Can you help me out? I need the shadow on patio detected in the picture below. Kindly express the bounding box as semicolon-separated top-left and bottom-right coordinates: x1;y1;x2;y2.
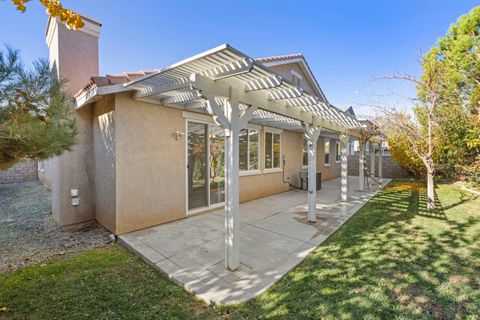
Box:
225;180;480;319
119;176;390;304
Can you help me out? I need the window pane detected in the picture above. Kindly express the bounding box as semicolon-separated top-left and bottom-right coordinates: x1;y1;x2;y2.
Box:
324;140;330;164
265;132;272;169
273;133;281;168
249;130;259;170
239;129;248;171
303;138;308;166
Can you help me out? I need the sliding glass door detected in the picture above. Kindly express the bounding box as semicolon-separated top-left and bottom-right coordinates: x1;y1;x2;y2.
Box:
187;121;225;211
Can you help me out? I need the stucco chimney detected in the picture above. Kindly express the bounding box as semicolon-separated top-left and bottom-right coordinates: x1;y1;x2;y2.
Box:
46;15;101;96
43;15;100;228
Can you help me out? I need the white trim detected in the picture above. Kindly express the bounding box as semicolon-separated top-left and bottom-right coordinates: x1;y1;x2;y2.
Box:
185;119;226;215
324;139;331;165
239;170;262;176
245;123;262;130
263;126;283;134
188;202;224;216
182;111;215;123
263;168;282;174
302;136;308;167
263;130;282;170
291;69;303;79
75;84;131;109
335;141;341;163
239;128;260;172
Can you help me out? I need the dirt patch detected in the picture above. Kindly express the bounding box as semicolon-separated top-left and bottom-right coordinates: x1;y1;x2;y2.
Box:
0;181;112;273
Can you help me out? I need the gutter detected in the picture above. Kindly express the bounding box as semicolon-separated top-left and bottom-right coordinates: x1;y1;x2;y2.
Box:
74;83;133;109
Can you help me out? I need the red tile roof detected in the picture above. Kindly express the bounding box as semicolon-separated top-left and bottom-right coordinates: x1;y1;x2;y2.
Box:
73;54;305;100
73;70;158;100
255;53;304;64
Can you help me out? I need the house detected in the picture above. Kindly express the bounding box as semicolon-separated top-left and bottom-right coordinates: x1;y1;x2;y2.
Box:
39;15;383;270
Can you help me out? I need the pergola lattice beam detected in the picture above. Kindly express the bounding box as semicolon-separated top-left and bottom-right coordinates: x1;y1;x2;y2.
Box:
244;74;282;91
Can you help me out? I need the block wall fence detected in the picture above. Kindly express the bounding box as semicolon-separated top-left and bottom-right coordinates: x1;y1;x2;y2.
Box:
0;160;38;184
348;155;411;179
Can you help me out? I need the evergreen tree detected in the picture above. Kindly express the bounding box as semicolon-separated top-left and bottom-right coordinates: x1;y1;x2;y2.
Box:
0;47;76;170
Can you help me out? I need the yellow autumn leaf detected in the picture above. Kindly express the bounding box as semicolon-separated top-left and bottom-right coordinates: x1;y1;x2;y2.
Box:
11;0;84;29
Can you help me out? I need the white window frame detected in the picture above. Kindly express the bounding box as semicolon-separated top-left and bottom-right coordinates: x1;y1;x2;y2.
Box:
291;70;302;86
302;137;308;168
335;141;341;163
239;128;261;176
264;129;282;173
324;139;330;166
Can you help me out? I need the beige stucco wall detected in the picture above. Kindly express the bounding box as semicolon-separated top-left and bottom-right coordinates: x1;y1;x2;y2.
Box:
114;93;187;234
316;136;341;181
239;129;302;202
93;95;116;232
52;107;95;226
38;158;54;187
107;95;342;234
50;19;99;95
43;18;99;227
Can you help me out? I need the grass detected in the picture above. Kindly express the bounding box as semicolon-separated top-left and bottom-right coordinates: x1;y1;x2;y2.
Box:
1;181;479;319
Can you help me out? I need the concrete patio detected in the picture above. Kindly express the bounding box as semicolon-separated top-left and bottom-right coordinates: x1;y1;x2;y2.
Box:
119;176;390;305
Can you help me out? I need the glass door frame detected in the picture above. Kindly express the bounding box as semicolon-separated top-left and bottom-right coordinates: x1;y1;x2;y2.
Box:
185;118;225;215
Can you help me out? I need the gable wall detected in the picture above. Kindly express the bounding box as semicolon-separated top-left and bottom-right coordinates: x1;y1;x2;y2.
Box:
268;63;318;95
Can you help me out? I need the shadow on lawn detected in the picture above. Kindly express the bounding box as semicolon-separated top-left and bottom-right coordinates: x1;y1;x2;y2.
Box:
228;181;480;319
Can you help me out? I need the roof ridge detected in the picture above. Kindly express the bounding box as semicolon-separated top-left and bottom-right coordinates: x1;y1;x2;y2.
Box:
255;53;304;63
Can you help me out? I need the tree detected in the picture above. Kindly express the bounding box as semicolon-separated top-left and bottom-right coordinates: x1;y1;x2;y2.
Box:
0;47;76;170
10;0;84;30
375;55;447;211
425;6;480;185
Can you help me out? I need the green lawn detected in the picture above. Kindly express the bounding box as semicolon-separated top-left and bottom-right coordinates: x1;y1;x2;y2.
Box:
1;181;479;319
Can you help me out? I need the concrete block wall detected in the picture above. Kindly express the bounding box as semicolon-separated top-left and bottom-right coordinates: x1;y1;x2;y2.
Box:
348;155;411;178
0;160;38;184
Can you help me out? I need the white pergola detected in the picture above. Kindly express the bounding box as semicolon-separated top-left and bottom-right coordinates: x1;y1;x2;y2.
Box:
124;44;379;270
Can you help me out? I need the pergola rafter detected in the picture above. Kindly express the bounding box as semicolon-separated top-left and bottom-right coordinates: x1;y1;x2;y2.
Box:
121;44;380;271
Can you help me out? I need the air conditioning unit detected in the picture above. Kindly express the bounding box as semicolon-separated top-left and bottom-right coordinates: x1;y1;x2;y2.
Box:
299;169;321;191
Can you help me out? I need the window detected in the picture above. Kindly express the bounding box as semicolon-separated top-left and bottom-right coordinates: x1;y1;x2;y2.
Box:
239;129;259;171
324;139;330;165
265;131;281;169
335;141;341;162
291;70;302;86
302;137;308;167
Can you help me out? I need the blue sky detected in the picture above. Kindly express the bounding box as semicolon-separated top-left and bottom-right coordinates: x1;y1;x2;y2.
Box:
0;1;478;117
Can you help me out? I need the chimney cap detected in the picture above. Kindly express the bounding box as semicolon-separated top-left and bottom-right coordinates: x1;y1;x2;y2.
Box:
45;13;102;38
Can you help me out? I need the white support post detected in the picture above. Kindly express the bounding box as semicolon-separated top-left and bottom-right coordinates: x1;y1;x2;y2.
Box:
378;142;383;186
204;88;255;271
340;133;349;202
370;141;375;178
358;140;365;191
303;123;321;222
